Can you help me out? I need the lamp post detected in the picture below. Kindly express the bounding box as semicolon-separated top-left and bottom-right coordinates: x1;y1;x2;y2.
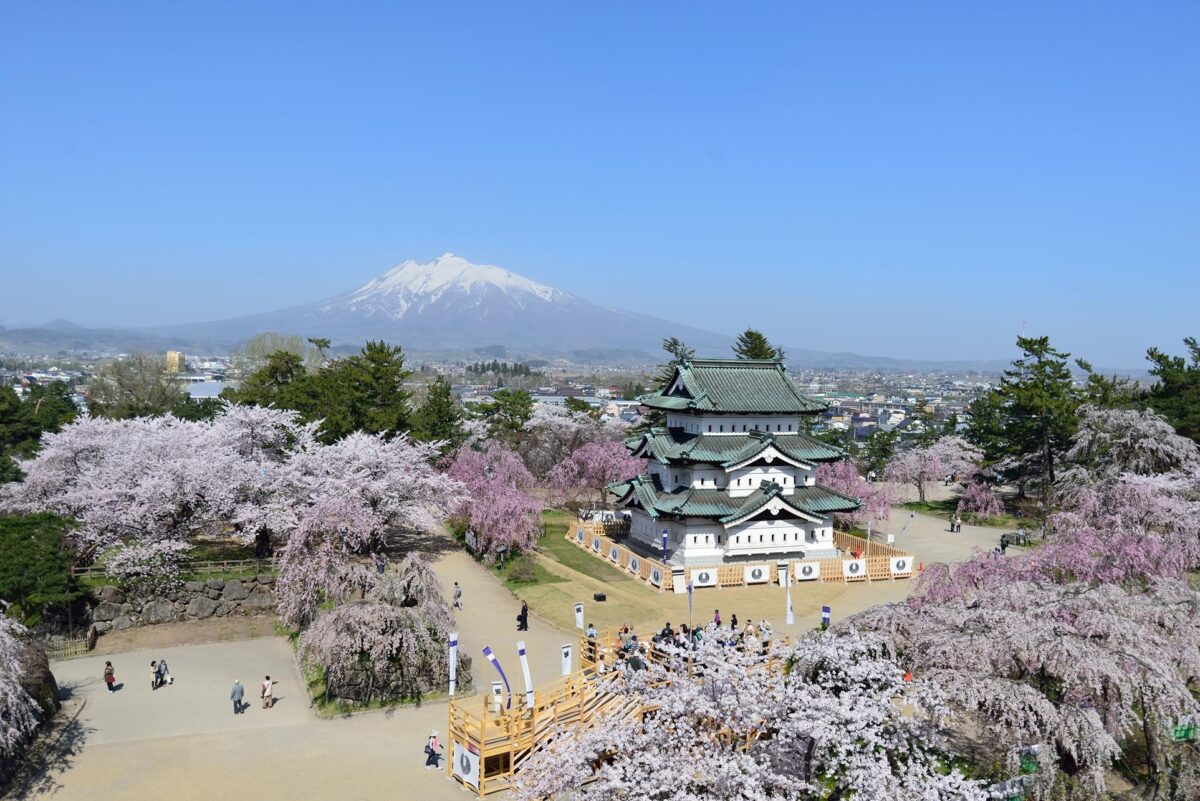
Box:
661;529;669;563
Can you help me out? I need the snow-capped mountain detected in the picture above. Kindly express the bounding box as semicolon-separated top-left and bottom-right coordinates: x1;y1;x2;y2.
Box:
144;254;731;357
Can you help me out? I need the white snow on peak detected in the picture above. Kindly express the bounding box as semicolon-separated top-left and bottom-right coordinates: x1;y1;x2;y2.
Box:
348;254;564;310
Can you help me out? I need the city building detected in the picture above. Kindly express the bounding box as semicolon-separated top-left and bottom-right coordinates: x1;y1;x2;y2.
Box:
165;350;183;373
609;359;859;565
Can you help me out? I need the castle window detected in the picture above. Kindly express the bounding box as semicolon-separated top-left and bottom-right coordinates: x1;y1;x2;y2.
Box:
788;424;792;431
707;425;712;432
719;425;724;432
754;424;759;431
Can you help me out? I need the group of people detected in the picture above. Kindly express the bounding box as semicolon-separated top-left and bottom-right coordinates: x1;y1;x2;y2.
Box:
948;514;963;533
150;659;173;689
230;676;276;714
99;659;172;693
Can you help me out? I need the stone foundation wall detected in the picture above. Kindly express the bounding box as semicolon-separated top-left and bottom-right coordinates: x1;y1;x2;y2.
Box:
90;575;277;633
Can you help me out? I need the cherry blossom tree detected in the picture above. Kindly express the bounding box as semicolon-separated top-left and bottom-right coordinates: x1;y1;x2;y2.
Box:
519;403;625;479
0;610;40;765
515;629;986;801
1064;404;1200;485
301;554;459;704
813;459;892;527
547;440;643;513
851;579;1200;799
448;441;542;561
884;436;981;502
956;481;1004;522
300;601;447;703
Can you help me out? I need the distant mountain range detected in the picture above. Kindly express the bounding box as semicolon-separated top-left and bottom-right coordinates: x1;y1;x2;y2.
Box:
0;254;1021;370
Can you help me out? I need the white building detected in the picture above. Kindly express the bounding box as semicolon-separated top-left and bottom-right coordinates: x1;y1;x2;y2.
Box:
610;359;859;565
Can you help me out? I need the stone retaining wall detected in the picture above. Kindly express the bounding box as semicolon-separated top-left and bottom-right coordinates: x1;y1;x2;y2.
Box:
90;575;277;632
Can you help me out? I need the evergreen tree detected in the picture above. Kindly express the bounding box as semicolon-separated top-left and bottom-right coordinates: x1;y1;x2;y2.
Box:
475;388;533;441
564;396;599;419
1;381;78;483
0;513;83;627
337;340;412;439
1142;337;1200;442
860;428;897;477
990;336;1080;500
733;327;784;360
411;377;465;452
654;337;694;390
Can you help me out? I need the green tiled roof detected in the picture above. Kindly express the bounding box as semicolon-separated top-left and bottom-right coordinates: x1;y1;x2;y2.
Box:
608;475;859;522
632;429;843;467
640;359;826;414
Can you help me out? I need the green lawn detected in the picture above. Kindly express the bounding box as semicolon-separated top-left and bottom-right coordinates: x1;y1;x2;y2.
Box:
536;511;635;585
902;499;1037;530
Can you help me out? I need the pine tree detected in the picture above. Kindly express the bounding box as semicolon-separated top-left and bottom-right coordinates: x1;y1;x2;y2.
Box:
1143;337;1200;442
411;377;465;452
732;328;783;360
994;336;1079;501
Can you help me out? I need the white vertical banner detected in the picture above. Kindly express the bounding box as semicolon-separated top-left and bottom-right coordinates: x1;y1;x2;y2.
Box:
448;632;459;696
574;602;584;629
517;641;534;708
785;582;795;626
560;644;572;676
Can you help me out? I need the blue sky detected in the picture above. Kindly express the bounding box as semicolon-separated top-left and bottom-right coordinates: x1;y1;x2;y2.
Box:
2;2;1197;367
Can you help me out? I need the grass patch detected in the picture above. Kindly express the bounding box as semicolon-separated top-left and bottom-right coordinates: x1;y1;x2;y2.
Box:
491;553;566;593
902;500;1037;530
536;511;635;585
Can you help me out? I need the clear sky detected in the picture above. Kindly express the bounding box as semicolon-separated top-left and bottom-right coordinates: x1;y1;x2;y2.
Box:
2;2;1197;367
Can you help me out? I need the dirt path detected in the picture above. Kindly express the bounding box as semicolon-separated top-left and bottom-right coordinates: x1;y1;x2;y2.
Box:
13;510;1009;801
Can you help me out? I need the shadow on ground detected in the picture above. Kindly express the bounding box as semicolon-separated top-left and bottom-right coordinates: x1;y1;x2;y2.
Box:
5;688;95;800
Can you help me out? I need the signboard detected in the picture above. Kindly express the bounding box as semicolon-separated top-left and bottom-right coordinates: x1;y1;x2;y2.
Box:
591;537;601;553
573;602;584;629
575;527;585;543
889;556;912;575
560;644;572;677
453;741;480;788
649;567;663;587
628;555;640;574
609;545;620;563
842;559;867;579
464;530;478;552
743;564;769;585
795;562;820;581
690;568;718;588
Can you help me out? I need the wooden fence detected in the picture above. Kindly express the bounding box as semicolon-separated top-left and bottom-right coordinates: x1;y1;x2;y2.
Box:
43;624;98;661
446;662;644;796
571;523;674;591
567;523;916;590
72;556;278;579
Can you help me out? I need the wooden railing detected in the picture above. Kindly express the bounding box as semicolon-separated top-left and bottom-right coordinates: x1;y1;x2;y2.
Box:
447;663;643;796
72;556;278;579
448;627;791;794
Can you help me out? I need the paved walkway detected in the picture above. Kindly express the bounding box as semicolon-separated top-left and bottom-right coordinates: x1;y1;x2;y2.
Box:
12;509;1012;801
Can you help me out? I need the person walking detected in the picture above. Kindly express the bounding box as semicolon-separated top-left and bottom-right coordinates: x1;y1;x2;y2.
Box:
730;613;738;631
230;679;244;714
516;601;529;632
453;581;463;610
261;675;275;709
156;658;171;687
424;729;443;769
150;661;159;691
103;661;116;694
713;609;721;627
